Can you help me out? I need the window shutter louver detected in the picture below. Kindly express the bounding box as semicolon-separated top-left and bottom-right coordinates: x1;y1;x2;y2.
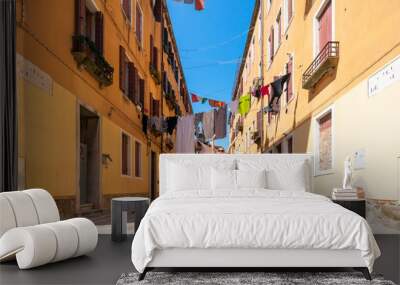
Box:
153;0;162;22
139;78;145;107
75;0;86;36
123;0;131;21
287;58;293;102
153;46;158;71
150;35;154;67
155;100;160;117
271;26;274;59
95;12;104;54
134;70;140;104
119;46;126;92
128;62;136;102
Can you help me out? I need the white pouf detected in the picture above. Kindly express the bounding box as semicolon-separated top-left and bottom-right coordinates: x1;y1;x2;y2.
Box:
0;189;98;269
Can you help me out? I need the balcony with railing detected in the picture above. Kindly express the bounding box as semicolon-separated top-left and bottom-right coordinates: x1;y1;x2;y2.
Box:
302;41;339;90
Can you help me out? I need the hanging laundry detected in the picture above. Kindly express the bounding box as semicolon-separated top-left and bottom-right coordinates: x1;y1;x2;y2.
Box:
191;93;201;103
194;112;204;137
260;85;270;96
176;115;195;153
165;116;178;135
201;97;208;104
142;114;148;135
202;109;215;141
195;0;205;11
270;74;290;100
208;99;225;108
238;94;251;116
214;105;227;139
229;99;239;113
268;73;290;110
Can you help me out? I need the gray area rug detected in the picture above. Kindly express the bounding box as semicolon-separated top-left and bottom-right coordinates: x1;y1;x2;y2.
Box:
116;272;396;285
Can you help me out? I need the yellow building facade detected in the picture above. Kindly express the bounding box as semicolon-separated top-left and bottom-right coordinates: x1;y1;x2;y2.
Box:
16;0;191;217
230;0;400;233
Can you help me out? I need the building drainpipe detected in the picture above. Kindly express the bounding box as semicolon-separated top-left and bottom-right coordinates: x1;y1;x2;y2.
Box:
260;0;265;153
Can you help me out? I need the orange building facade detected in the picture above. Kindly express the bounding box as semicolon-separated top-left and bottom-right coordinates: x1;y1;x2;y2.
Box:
16;0;191;217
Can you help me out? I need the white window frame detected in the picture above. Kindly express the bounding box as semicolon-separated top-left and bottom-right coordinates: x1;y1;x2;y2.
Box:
134;139;143;178
121;131;132;177
313;105;335;176
283;0;294;34
313;0;335;57
135;0;144;47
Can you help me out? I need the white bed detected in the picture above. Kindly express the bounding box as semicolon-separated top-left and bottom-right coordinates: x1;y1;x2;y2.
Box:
131;154;380;280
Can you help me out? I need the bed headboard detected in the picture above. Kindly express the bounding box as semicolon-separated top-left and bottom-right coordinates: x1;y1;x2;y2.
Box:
159;154;314;196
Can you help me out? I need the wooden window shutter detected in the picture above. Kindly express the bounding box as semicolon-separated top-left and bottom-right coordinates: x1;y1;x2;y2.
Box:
257;111;262;133
287;58;293;102
128;62;136;102
134;70;140;104
119;46;126;92
271;26;274;59
123;0;131;21
136;5;142;44
75;0;86;36
139;78;145;107
153;0;162;22
150;35;154;67
153;47;158;71
154;100;160;116
95;12;104;54
121;134;129;175
288;0;293;20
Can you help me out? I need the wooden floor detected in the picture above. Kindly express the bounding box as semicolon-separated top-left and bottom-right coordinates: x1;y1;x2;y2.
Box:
0;235;398;285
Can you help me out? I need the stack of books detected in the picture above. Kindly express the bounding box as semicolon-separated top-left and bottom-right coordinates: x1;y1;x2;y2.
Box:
332;188;362;200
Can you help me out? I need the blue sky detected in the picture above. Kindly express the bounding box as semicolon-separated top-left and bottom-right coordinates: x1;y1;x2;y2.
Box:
167;0;256;150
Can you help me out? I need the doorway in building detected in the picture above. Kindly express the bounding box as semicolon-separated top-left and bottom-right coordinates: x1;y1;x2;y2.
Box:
79;106;100;212
150;151;157;200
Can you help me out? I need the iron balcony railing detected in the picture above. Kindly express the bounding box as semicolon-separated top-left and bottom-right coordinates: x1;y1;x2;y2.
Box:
302;41;339;89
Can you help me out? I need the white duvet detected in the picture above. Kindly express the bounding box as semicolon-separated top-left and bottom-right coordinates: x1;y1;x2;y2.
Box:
131;190;380;273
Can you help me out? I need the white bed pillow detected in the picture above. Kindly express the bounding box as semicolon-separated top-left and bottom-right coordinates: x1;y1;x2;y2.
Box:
266;163;308;191
237;158;311;191
236;169;267;189
211;168;237;190
167;163;210;191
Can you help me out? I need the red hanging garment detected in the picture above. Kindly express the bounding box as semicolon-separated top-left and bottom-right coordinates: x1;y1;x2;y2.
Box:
260;85;270;96
195;0;205;11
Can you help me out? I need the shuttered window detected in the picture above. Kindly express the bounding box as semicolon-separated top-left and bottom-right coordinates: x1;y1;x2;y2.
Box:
94;12;104;54
136;2;143;46
75;0;103;54
318;1;332;52
122;0;131;22
286;57;293;102
287;0;293;22
119;46;127;93
128;62;136;102
153;0;162;22
139;78;145;107
270;26;274;60
121;133;131;176
134;141;142;177
276;11;282;48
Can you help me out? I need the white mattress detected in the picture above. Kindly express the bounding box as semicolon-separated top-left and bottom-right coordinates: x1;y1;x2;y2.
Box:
131;190;380;273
